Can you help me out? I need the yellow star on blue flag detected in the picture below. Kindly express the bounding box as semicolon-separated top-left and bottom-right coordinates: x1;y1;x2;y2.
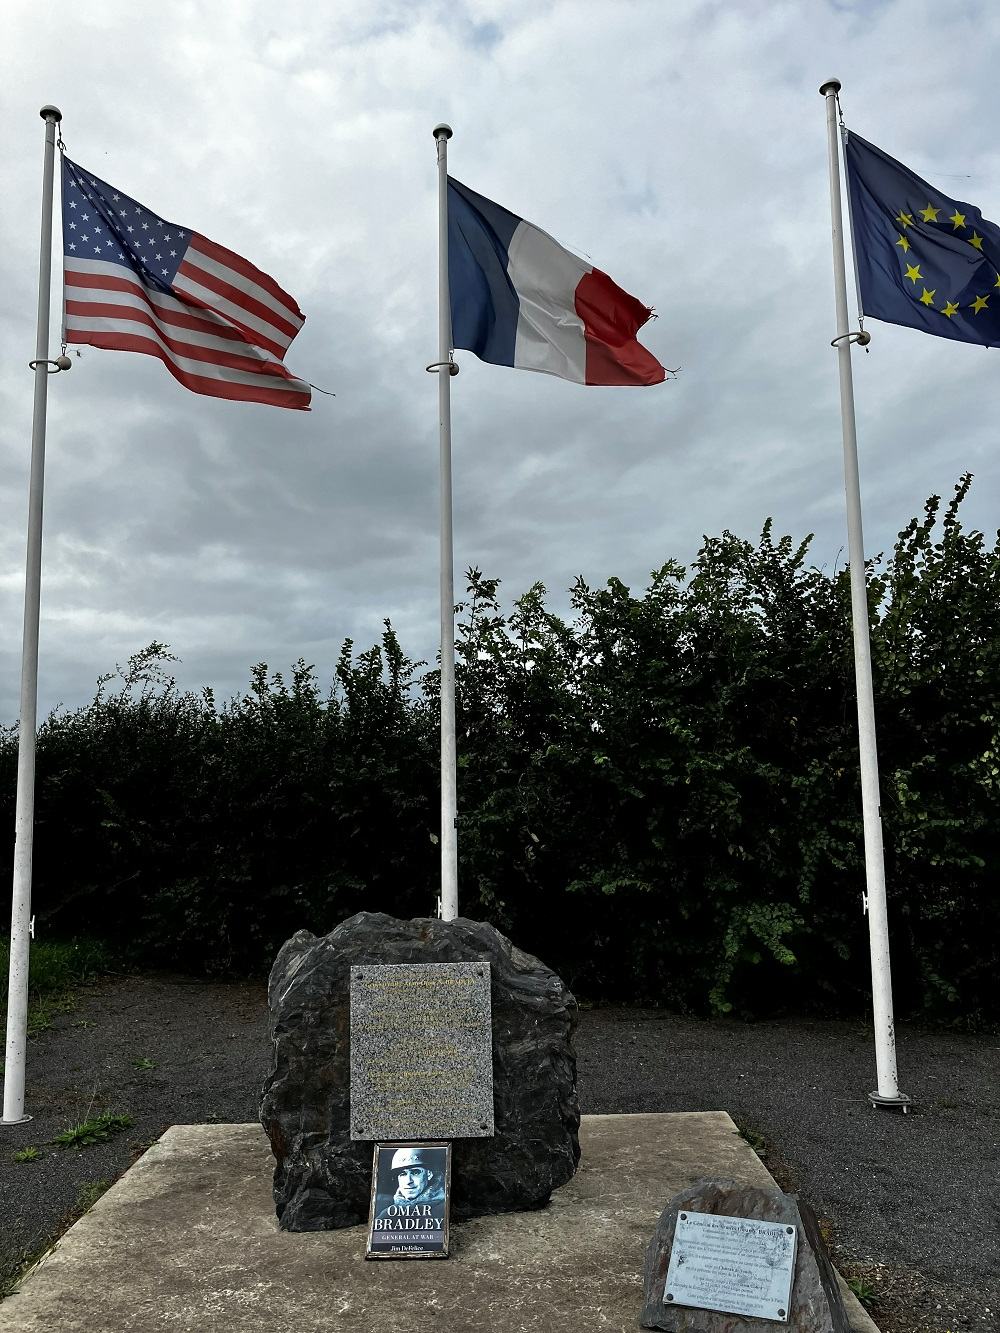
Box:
845;131;1000;346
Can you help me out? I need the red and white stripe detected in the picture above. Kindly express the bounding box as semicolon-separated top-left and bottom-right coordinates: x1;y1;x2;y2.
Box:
506;221;665;387
64;237;311;410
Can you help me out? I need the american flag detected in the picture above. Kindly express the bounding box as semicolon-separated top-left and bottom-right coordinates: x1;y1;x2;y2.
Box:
61;155;311;410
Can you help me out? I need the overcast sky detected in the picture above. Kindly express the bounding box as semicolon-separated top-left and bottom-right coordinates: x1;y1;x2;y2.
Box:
2;0;998;721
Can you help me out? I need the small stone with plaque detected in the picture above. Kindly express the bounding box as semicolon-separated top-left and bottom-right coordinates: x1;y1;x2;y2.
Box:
641;1179;852;1332
663;1211;796;1322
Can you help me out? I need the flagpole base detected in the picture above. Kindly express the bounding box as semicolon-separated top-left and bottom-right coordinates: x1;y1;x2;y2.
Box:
868;1090;912;1113
1;1114;33;1126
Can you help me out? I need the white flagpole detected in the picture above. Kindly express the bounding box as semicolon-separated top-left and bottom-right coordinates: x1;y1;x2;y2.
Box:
4;105;70;1126
820;79;910;1111
432;123;459;921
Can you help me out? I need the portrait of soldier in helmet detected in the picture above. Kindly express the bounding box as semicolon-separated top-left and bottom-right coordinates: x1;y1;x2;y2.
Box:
367;1142;451;1259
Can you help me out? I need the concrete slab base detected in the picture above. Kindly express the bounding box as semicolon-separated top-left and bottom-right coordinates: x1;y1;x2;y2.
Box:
1;1112;879;1332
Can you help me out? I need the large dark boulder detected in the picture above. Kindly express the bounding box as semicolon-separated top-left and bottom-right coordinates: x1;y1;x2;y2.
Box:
260;912;580;1230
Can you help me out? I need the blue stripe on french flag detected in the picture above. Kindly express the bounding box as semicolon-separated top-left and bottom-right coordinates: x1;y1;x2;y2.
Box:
448;177;666;387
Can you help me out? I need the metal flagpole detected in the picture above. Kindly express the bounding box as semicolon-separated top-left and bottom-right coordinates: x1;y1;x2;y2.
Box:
4;105;71;1126
819;79;910;1111
431;123;459;921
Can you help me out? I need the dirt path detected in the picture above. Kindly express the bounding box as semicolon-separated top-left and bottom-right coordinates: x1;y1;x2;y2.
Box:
2;975;996;1331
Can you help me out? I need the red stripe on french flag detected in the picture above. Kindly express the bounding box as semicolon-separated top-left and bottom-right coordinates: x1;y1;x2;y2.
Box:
575;269;666;387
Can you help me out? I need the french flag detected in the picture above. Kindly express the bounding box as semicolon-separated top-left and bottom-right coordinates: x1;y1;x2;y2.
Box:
448;177;667;387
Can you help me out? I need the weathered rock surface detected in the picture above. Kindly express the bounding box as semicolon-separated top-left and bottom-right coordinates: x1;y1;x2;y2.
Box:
640;1178;852;1332
260;912;580;1230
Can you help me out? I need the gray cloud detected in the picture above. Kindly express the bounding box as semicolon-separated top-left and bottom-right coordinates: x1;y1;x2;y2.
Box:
1;0;998;718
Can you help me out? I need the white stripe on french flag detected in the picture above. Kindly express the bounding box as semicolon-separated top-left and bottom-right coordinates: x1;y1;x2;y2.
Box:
448;177;666;387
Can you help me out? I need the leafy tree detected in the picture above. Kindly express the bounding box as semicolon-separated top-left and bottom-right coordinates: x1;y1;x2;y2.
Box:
0;480;995;1020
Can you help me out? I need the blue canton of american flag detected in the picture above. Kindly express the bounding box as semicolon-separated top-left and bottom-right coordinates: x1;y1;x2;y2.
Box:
61;156;310;409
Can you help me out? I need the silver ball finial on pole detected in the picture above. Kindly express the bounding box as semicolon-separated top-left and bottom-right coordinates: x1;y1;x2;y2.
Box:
819;78;842;97
39;105;62;122
433;123;453;141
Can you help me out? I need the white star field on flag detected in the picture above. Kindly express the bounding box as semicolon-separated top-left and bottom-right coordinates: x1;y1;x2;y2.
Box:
64;171;190;280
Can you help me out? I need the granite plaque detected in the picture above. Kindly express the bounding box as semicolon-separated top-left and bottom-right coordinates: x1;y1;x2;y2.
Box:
663;1210;797;1322
350;962;493;1140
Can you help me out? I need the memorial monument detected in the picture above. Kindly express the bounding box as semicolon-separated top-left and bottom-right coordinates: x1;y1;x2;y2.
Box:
260;911;580;1230
641;1178;852;1332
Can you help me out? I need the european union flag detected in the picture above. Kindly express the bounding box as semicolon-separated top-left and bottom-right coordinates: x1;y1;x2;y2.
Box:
845;131;1000;347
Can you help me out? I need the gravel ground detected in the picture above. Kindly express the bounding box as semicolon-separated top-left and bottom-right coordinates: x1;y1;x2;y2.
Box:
1;973;997;1332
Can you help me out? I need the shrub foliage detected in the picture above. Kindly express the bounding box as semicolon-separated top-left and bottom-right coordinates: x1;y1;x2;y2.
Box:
1;478;996;1019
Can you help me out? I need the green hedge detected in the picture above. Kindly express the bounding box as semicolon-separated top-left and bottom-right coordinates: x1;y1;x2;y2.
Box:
1;477;996;1020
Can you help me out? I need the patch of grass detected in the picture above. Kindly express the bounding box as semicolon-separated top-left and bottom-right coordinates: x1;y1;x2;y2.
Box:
0;937;111;995
74;1180;111;1212
0;937;113;1037
0;1240;56;1301
817;1214;836;1248
0;1175;115;1299
846;1275;879;1309
131;1056;156;1070
26;992;77;1036
735;1123;768;1155
52;1111;133;1150
12;1145;42;1163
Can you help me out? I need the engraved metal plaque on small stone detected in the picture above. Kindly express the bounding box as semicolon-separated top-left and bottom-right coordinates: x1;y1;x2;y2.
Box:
350;962;493;1141
663;1210;797;1322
